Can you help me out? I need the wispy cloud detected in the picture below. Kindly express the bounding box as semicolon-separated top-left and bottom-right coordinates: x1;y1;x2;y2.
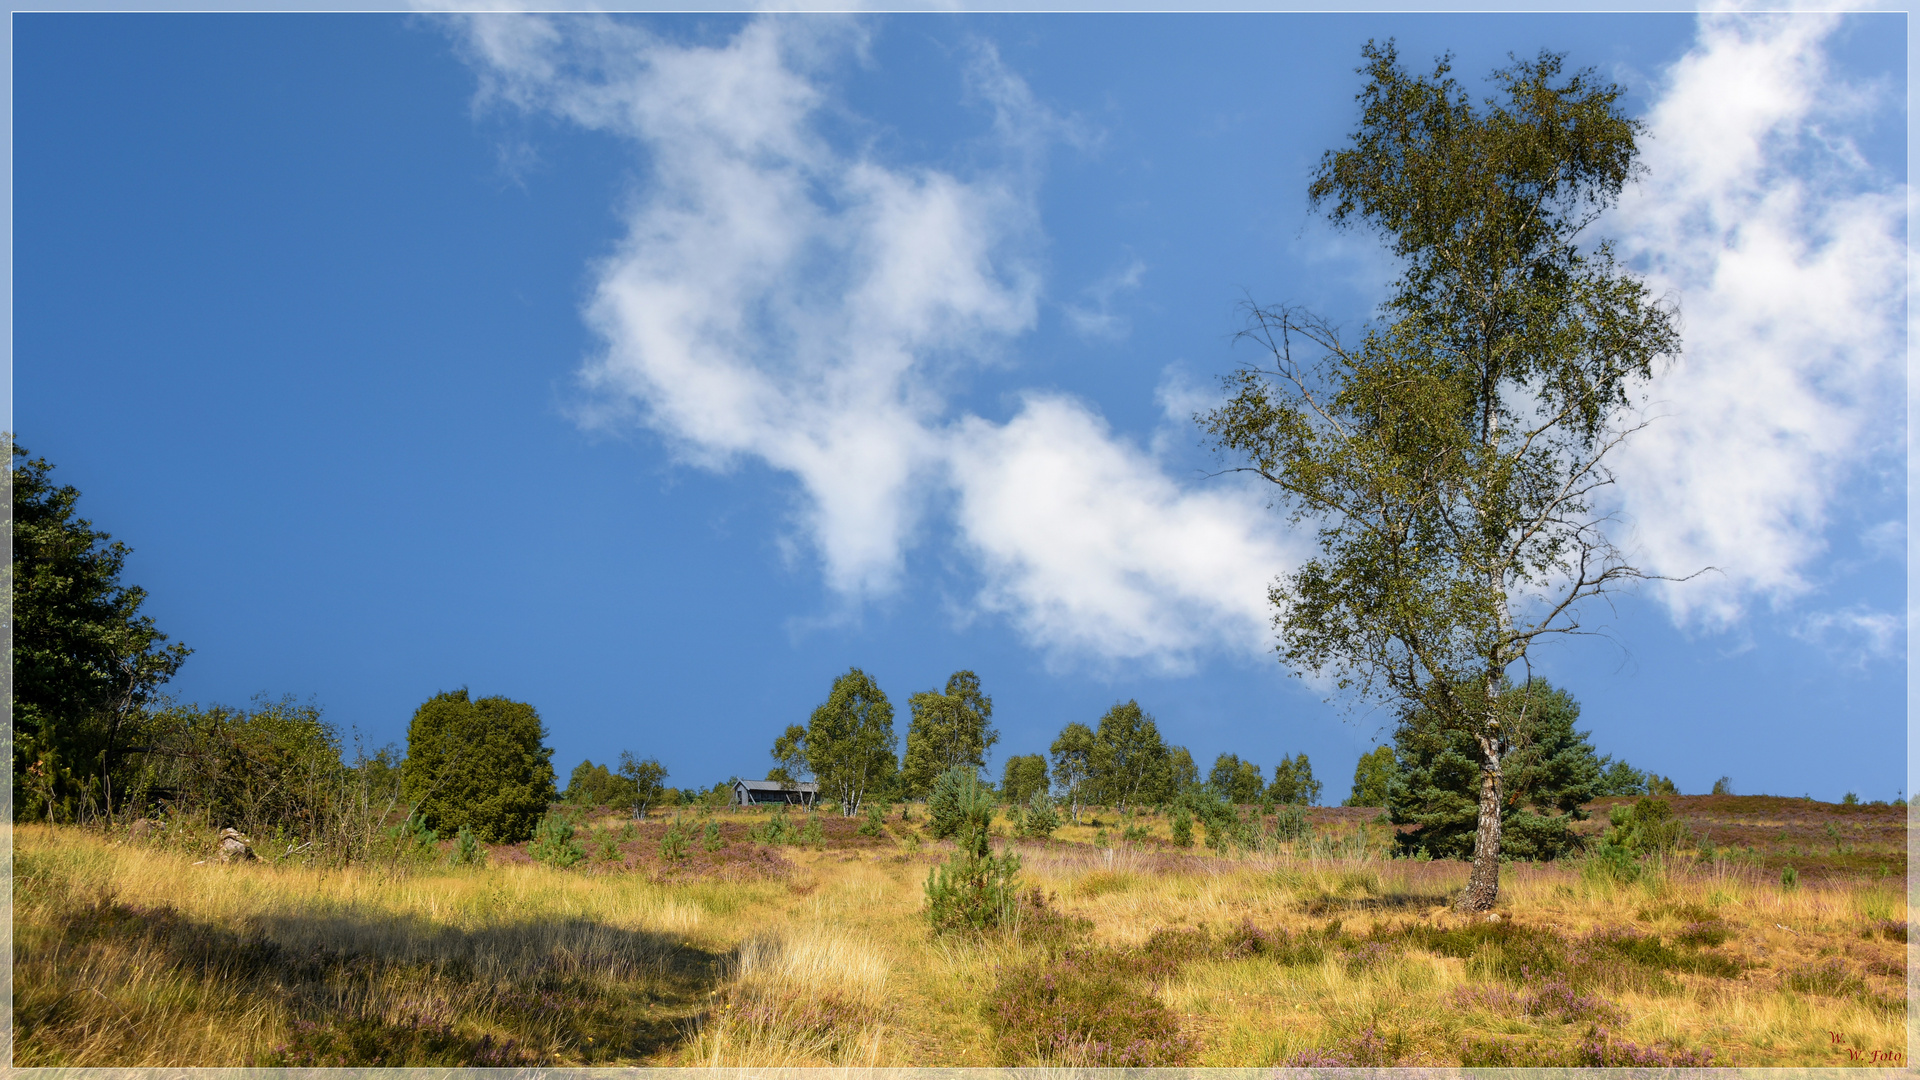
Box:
453;14;1290;668
1063;255;1146;341
1791;604;1903;668
1606;12;1905;629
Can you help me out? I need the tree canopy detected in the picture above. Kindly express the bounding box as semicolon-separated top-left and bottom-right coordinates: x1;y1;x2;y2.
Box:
999;753;1049;807
1345;745;1399;807
401;689;557;843
900;670;998;798
13;443;191;822
1389;677;1601;861
1202;43;1678;910
1049;722;1095;823
1088;700;1171;809
1209;753;1265;805
806;667;898;816
1267;753;1323;806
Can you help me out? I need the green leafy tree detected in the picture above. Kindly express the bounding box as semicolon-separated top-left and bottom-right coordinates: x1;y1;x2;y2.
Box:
1048;722;1095;823
806;667;899;817
564;759;639;809
1018;789;1060;839
615;752;668;817
12;443;192;821
999;753;1050;807
1209;753;1265;805
1646;773;1679;796
1268;754;1323;806
900;670;999;798
1167;745;1201;797
1390;678;1601;861
1089;700;1170;810
1593;758;1649;797
1345;745;1399;807
1201;44;1680;910
768;723;810;787
401;689;557;843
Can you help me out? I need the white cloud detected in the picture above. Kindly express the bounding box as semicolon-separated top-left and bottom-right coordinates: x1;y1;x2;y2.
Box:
1606;12;1905;628
455;14;1295;669
1063;255;1147;341
947;395;1297;670
1791;605;1903;667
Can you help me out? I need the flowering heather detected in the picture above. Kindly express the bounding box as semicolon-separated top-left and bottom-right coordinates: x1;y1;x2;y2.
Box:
1578;1027;1715;1067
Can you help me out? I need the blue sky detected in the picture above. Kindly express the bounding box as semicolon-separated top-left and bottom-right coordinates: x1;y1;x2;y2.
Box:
15;12;1906;803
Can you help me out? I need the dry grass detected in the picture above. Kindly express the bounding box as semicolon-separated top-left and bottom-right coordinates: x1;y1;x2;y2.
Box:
14;810;1910;1067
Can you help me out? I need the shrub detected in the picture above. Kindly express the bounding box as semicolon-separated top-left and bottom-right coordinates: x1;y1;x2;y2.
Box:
702;818;726;852
449;825;485;867
1603;797;1691;857
659;816;692;861
1711;776;1733;795
1019;791;1060;839
751;810;795;845
1169;806;1194;848
385;810;439;862
1282;1025;1403;1067
1271;803;1309;842
401;689;557;844
926;766;974;840
798;813;826;847
1786;957;1868;998
529;811;585;869
1781;865;1798;890
925;771;1022;934
984;946;1194;1065
856;802;886;837
1577;1029;1714;1067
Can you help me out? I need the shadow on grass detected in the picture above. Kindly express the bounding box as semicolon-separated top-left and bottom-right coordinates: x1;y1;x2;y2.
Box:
19;888;724;1066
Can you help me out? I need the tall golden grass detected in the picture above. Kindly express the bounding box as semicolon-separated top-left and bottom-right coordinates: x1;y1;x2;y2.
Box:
13;819;1908;1067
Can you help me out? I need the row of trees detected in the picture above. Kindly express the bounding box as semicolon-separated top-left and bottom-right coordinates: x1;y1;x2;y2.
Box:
768;668;1333;821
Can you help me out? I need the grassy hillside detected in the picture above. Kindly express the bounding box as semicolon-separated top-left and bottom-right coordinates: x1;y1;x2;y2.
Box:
13;799;1909;1067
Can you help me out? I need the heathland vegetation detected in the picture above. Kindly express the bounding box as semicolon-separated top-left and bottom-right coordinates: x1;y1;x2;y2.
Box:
13;39;1910;1072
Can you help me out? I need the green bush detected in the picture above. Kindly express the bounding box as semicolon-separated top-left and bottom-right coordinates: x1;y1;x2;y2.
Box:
659;816;692;860
1602;798;1691;858
925;771;1022;934
857;802;887;837
799;813;826;847
1272;803;1309;842
449;825;485;867
1169;806;1194;847
385;810;439;863
926;766;974;840
702;817;725;852
1019;791;1060;839
751;811;795;845
401;689;558;844
529;810;585;869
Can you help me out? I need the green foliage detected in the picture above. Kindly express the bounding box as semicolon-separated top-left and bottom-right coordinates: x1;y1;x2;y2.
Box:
1711;776;1733;796
563;760;637;809
926;765;974;840
1169;805;1194;848
1647;774;1679;796
702;817;725;852
1389;679;1600;861
1208;754;1265;804
1049;722;1096;822
857;801;887;837
659;816;692;861
1272;803;1310;842
1018;790;1060;839
529;810;584;869
614;752;668;816
12;443;194;824
983;944;1194;1066
385;809;440;863
1089;700;1173;809
799;812;826;847
1781;865;1798;890
1267;753;1323;806
750;809;795;845
900;670;998;800
449;825;486;867
768;723;809;788
999;753;1050;807
806;668;899;817
1344;745;1398;807
401;689;556;844
925;770;1022;934
1593;759;1649;797
1203;44;1677;910
1600;797;1691;858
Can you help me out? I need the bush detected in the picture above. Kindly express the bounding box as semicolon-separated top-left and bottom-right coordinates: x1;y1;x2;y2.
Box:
529;811;585;869
1271;803;1309;842
1601;797;1691;858
401;690;558;844
984;946;1194;1065
702;818;725;852
925;771;1022;934
449;825;485;867
857;802;886;837
1169;806;1194;847
926;766;974;840
799;813;826;847
1711;776;1733;795
1019;791;1060;839
659;816;692;861
751;811;795;845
